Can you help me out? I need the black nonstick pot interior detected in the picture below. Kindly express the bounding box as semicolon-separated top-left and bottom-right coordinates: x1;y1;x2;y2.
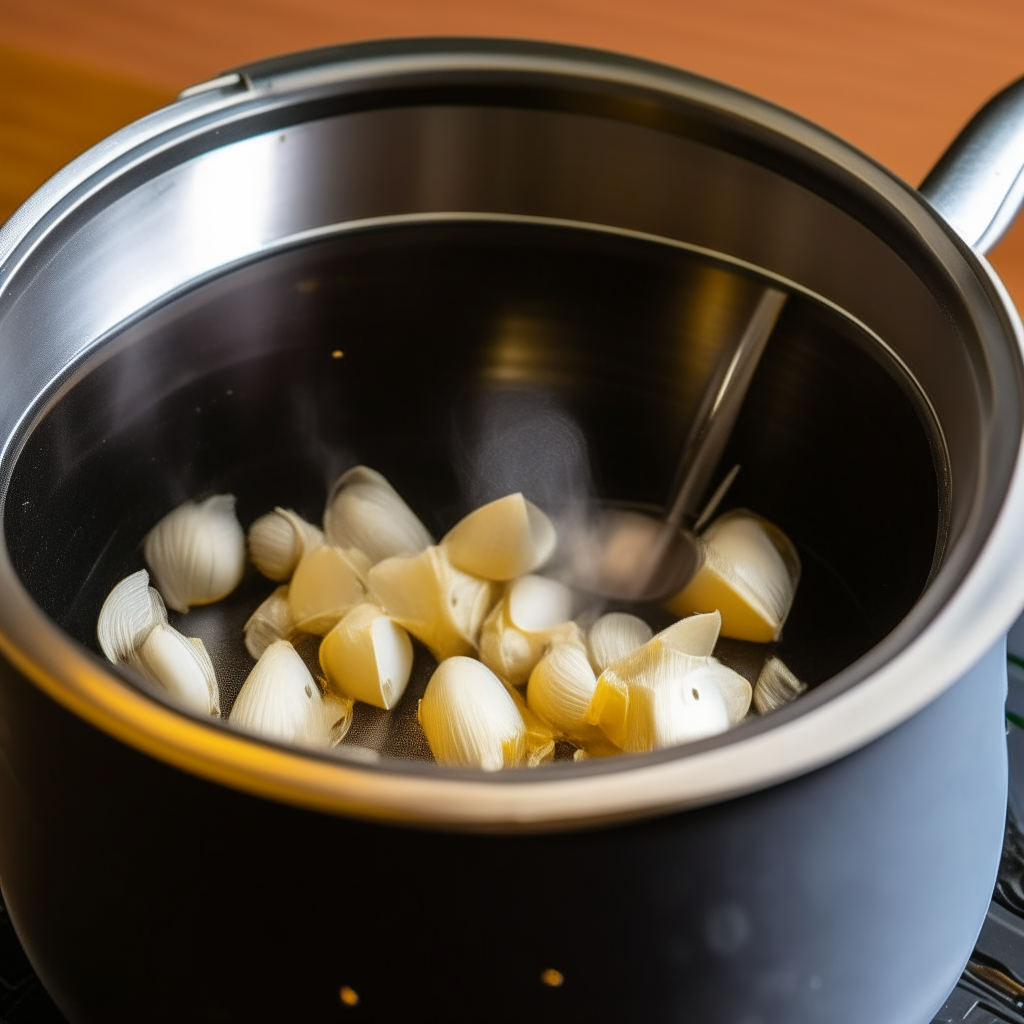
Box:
3;218;942;764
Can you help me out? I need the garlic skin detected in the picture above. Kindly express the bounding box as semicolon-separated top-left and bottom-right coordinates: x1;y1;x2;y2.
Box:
666;510;800;643
442;493;557;581
97;569;167;664
248;508;323;582
753;656;807;714
137;623;220;716
501;681;556;766
657;611;722;658
478;575;578;685
144;494;246;613
287;545;368;636
367;546;496;662
527;642;603;745
586;612;653;674
244;586;294;660
687;661;752;725
418;656;526;771
324;465;433;565
586;638;726;752
319;603;414;710
231;639;339;748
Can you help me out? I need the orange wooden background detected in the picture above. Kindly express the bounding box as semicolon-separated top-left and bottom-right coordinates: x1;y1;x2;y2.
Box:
3;0;1024;302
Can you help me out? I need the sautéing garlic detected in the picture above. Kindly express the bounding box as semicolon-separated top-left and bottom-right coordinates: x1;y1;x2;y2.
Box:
479;575;579;685
231;639;350;748
248;508;323;582
418;656;526;771
97;569;167;665
137;623;220;716
288;545;369;635
442;492;557;581
368;546;496;662
666;510;800;643
586;612;653;674
754;656;807;714
319;603;414;710
324;465;433;564
527;642;604;746
144;494;246;613
244;586;294;660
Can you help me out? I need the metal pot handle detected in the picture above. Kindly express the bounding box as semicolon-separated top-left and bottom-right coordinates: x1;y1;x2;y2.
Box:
920;76;1024;255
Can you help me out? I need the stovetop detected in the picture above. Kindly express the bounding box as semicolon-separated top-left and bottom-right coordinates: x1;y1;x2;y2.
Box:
6;649;1024;1023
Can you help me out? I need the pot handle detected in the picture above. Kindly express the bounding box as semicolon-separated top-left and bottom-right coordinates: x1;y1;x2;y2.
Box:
920;76;1024;255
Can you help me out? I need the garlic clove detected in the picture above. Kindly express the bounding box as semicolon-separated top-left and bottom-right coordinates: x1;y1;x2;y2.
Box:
143;494;246;613
501;681;556;766
288;545;368;636
586;612;653;674
231;639;329;747
367;546;496;662
657;611;721;658
753;656;807;714
478;576;579;685
248;508;323;582
686;661;751;725
243;585;294;660
418;656;526;770
324;465;433;565
97;569;168;665
136;623;220;716
442;493;556;581
319;603;414;710
666;510;800;643
320;694;355;747
527;642;604;745
585;638;721;752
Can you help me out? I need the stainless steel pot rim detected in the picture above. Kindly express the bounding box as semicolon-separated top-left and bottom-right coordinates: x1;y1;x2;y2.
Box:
0;37;1023;832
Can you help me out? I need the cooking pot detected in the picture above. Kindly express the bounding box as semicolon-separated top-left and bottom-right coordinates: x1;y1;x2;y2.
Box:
2;37;1024;1024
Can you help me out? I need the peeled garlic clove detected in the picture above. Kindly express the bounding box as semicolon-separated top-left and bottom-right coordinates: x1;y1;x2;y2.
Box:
417;656;526;771
368;546;496;662
442;493;556;581
753;656;807;714
248;508;323;582
97;569;168;664
501;681;556;766
666;510;800;643
657;611;721;658
144;494;246;613
244;586;293;660
136;623;219;716
231;639;327;746
586;638;716;752
686;661;751;725
527;642;604;745
587;612;653;674
288;545;367;636
479;575;579;685
324;465;433;564
319;603;414;710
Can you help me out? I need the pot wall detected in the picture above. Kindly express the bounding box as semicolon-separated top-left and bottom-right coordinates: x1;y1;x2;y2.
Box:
0;640;1006;1024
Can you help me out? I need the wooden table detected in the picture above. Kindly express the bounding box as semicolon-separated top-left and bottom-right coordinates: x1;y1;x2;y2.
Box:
3;0;1024;299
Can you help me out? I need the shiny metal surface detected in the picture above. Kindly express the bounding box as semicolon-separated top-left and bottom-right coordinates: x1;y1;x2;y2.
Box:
0;39;1023;828
921;75;1024;254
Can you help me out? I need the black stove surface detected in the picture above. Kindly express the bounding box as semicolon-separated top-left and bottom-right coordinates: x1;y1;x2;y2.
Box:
6;653;1024;1024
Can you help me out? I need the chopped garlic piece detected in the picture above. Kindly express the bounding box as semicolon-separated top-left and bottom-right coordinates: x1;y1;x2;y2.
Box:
319;603;413;710
137;623;220;716
418;656;526;770
288;545;368;635
367;546;496;662
442;493;556;581
687;661;751;725
666;510;799;642
753;656;807;714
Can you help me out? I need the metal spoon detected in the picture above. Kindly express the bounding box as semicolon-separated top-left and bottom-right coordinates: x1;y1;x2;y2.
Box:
564;286;788;602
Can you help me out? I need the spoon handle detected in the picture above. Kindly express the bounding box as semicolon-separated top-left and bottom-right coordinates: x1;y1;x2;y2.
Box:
664;286;788;530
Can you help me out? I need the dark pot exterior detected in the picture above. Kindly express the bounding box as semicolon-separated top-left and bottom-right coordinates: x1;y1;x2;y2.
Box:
0;640;1005;1024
